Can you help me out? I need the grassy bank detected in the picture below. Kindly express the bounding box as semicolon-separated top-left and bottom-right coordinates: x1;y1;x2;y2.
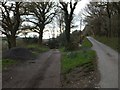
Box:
61;38;96;74
95;36;119;52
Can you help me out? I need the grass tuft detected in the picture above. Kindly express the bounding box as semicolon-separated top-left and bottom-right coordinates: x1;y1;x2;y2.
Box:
2;59;17;69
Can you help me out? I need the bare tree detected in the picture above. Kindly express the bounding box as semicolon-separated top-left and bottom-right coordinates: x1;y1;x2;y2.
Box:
0;2;25;49
60;0;78;43
25;2;57;44
106;1;113;37
83;2;120;38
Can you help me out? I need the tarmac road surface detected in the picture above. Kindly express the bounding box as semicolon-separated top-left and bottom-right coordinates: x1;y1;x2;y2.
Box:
87;36;118;88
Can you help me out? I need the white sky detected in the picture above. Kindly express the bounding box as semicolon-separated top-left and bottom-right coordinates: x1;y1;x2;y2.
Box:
74;0;89;15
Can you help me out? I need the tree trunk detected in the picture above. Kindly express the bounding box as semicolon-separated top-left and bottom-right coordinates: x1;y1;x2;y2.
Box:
11;36;16;48
38;25;44;44
59;22;62;34
108;16;112;37
7;36;11;49
106;2;112;37
38;32;43;44
7;35;16;49
65;22;71;43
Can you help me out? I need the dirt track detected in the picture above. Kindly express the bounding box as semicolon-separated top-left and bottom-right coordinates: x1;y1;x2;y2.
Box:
87;37;118;88
3;49;61;88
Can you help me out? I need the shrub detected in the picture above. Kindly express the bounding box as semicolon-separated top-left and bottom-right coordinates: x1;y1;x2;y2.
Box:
65;42;79;51
48;38;59;49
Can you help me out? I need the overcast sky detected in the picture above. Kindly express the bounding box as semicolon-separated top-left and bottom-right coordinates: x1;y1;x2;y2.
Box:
22;0;90;39
1;0;90;39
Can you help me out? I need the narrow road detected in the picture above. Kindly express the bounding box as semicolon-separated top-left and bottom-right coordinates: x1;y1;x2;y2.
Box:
3;49;61;88
87;37;118;88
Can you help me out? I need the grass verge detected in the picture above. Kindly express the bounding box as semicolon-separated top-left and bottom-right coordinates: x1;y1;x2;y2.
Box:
81;38;93;48
61;50;96;74
95;36;119;52
61;38;96;74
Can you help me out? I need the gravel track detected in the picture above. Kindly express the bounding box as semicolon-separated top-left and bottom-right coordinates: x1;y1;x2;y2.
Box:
2;49;61;88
